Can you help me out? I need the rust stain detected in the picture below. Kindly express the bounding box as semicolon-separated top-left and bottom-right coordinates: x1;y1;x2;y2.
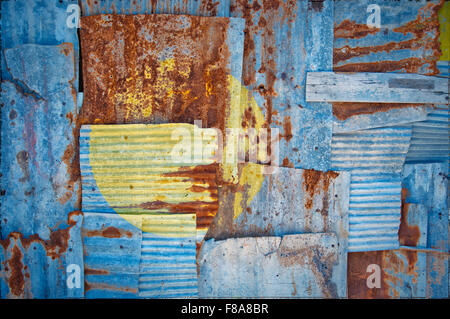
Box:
398;203;421;248
84;267;110;275
282;157;294;168
7;245;25;297
281;116;293;142
79;14;232;135
302;170;339;210
84;280;138;294
83;225;133;239
333;103;428;121
334;19;380;39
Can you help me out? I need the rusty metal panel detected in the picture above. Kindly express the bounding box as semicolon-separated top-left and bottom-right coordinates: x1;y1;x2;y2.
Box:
199;233;340;298
205;164;350;298
230;0;334;171
80;0;230;17
82;213;142;298
0;44;82;298
79;14;244;132
332;0;445;132
1;0;80;91
331;125;412;252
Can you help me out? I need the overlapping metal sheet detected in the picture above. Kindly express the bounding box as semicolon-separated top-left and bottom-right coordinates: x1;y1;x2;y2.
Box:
80;0;230;17
1;0;80;90
0;43;82;298
331;126;412;252
199;233;340;298
230;0;334;171
347;162;448;298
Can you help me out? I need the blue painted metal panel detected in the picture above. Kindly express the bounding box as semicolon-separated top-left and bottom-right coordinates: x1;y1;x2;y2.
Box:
82;213;141;298
0;43;81;298
230;0;334;171
402;162;448;298
331;125;412;251
1;0;80;91
80;0;230;17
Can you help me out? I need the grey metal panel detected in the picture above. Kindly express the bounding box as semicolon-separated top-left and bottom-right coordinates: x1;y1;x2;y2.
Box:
199;233;340;298
307;72;448;104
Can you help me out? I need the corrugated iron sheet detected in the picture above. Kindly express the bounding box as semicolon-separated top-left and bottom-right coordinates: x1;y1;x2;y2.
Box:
140;214;197;298
80;0;230;17
1;0;80;91
205;164;350;298
0;44;82;298
331;125;412;251
82;213;141;298
230;0;334;171
80;124;218;243
199;233;340;298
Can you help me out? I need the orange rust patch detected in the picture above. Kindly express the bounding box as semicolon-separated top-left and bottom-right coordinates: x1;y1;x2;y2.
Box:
398;188;421;247
281;116;293;142
84;267;110;275
7;245;25;297
334;19;380;39
333;103;428;121
79;14;232;134
282;157;294;168
302;170;339;210
84;280;138;294
83;226;133;239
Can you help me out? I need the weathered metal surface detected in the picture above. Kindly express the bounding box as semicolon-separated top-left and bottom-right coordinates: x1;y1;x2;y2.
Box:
1;0;80;91
80;124;218;244
0;44;82;298
405;106;449;164
199;233;340;298
82;212;198;299
82;213;141;298
331;125;412;252
205;164;350;298
80;0;230;17
0;211;84;298
230;0;334;171
347;162;448;298
306;72;448;104
140;214;198;298
332;0;446;132
79;14;244;133
401;163;448;298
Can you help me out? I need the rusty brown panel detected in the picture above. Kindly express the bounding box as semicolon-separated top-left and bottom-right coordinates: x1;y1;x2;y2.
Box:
332;0;445;120
79;14;234;134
